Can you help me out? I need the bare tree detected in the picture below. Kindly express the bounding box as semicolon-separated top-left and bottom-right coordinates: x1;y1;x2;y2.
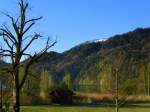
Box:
0;0;56;112
108;52;129;112
114;68;119;112
113;68;127;112
147;63;150;96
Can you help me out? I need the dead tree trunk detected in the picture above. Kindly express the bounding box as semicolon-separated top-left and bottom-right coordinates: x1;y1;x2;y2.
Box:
13;73;20;112
0;0;57;112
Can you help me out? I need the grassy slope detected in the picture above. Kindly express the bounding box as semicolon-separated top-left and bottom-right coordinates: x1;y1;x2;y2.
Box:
21;106;150;112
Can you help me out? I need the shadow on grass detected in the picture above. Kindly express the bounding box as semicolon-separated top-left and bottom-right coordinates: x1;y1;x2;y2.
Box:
28;102;150;109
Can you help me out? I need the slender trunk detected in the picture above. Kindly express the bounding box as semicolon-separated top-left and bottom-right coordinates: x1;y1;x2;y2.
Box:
115;69;119;112
143;71;147;94
14;88;20;112
0;81;2;112
13;73;20;112
115;99;119;112
148;66;150;96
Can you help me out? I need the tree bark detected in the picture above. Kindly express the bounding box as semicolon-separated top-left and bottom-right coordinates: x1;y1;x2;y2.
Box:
13;88;20;112
13;72;20;112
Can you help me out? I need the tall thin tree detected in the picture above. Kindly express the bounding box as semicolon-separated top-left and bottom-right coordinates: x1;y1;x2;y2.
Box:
148;63;150;95
0;0;56;112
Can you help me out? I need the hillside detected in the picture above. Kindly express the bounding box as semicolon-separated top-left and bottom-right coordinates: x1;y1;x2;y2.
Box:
29;27;150;93
36;40;102;82
1;27;150;94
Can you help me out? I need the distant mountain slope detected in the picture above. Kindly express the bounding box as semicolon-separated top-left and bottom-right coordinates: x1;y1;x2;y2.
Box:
36;41;102;81
8;27;150;93
34;28;150;90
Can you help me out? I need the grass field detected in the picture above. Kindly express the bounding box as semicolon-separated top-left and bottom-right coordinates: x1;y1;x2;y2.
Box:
20;106;150;112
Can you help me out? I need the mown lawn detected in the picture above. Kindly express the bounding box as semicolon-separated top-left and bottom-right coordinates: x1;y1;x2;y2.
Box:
20;106;150;112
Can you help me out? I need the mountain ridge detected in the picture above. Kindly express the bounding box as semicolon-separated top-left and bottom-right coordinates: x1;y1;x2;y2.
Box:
1;27;150;93
34;27;150;90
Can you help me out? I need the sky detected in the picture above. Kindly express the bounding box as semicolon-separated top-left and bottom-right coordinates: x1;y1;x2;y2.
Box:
0;0;150;53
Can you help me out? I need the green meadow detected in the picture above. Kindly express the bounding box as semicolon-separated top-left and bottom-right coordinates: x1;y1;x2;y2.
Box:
20;106;150;112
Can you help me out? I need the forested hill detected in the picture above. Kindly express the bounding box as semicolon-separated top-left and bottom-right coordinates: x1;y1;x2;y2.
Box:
32;27;150;93
2;27;150;93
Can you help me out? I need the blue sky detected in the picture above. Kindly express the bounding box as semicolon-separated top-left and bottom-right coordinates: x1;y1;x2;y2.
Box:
0;0;150;53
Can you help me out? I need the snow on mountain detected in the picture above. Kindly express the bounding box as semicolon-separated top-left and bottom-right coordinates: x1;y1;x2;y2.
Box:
93;38;107;42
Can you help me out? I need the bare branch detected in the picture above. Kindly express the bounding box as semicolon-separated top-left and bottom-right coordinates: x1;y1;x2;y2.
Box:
19;0;29;34
0;54;11;57
0;48;12;54
19;39;57;89
21;33;42;53
23;22;35;35
22;35;31;41
2;33;16;45
0;25;17;43
22;53;32;58
25;17;43;25
1;12;20;37
19;54;36;89
3;36;12;49
15;16;20;25
1;11;14;21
